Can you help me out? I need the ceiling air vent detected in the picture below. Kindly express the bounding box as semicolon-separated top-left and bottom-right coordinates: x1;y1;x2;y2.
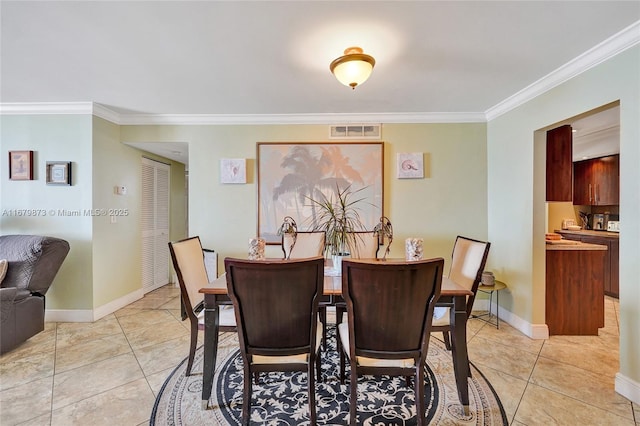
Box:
329;124;381;139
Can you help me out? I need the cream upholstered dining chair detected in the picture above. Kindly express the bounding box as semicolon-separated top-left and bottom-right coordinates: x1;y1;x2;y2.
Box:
282;231;325;260
334;231;382;329
346;231;380;259
338;258;444;426
225;257;324;426
431;235;490;350
281;231;332;346
168;236;236;376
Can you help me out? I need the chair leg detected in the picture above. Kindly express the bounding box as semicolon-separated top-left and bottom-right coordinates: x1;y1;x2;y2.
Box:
349;366;358;426
415;364;426;426
442;331;451;350
308;357;317;426
186;320;198;376
242;364;252;426
339;344;346;384
319;307;327;349
315;349;322;383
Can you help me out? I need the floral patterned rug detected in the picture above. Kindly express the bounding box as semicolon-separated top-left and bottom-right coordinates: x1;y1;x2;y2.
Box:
151;327;507;425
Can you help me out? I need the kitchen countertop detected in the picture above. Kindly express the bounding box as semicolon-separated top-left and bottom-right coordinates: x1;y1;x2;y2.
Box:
546;241;608;250
554;229;619;238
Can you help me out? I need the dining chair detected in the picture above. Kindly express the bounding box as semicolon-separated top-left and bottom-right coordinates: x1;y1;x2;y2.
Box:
431;235;491;350
224;256;324;426
346;231;380;259
282;230;333;347
281;231;325;259
334;231;382;331
168;236;236;376
338;258;444;426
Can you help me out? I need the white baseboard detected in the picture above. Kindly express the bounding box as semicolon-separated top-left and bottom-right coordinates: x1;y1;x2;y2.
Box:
92;288;144;321
45;289;144;323
615;373;640;405
45;309;94;322
472;298;549;339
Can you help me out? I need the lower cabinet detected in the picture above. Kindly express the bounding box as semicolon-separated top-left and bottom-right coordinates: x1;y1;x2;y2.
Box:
546;247;606;335
557;232;619;298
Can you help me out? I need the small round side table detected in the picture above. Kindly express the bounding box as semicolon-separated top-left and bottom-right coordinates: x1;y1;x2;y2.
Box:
474;280;507;329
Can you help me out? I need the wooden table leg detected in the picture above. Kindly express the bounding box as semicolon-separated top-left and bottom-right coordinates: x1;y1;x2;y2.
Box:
449;294;470;415
201;294;220;409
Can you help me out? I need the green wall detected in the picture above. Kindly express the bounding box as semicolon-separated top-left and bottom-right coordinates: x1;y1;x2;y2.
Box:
487;45;640;395
121;122;488;273
0;115;186;316
1;115;94;310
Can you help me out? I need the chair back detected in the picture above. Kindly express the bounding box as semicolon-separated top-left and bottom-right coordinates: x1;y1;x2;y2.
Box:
342;258;444;360
225;257;324;356
282;231;325;259
346;231;380;259
448;236;491;317
168;236;208;313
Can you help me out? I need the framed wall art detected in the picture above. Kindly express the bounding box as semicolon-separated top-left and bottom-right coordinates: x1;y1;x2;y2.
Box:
46;161;72;185
220;158;246;184
8;150;34;180
397;152;424;179
257;142;384;244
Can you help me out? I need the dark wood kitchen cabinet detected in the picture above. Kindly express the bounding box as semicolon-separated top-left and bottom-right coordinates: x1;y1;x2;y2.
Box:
546;125;573;202
556;231;619;298
573;154;619;205
546;245;606;335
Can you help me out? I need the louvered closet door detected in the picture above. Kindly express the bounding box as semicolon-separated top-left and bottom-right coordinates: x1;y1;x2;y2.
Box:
142;158;171;293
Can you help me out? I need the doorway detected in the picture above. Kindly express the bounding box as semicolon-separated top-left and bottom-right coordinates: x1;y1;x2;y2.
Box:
141;157;171;293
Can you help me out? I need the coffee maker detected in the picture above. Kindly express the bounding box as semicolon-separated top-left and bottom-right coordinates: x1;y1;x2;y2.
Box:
591;213;619;231
592;214;605;230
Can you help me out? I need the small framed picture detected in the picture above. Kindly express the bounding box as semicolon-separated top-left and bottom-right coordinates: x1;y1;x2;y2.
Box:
46;161;72;185
220;158;246;184
8;150;34;180
397;153;424;179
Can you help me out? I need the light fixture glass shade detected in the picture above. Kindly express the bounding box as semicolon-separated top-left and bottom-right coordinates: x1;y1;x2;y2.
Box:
330;47;375;89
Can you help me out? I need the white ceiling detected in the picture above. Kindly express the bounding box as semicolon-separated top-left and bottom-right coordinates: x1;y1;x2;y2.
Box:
1;1;637;165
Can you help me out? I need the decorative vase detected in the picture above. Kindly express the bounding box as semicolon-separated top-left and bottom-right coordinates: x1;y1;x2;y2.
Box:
405;238;424;261
248;237;265;260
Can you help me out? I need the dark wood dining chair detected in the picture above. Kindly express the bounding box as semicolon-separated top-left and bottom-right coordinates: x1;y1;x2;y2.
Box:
338;258;444;426
334;231;382;337
431;235;490;350
282;231;334;348
168;236;236;376
224;256;324;426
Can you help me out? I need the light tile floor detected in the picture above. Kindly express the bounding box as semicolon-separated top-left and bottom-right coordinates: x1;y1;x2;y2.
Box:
0;287;637;425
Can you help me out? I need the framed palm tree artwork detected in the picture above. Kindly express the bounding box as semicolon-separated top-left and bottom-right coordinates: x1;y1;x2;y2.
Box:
257;142;384;244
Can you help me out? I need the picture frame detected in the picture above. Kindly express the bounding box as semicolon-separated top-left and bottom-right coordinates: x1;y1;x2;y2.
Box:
257;142;384;244
46;161;72;185
220;158;246;184
397;152;424;179
8;150;34;180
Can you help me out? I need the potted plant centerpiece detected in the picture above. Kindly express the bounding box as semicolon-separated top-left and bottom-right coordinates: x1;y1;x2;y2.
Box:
307;184;368;270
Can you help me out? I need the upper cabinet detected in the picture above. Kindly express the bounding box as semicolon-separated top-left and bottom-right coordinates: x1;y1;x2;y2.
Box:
546;125;573;202
573;154;619;205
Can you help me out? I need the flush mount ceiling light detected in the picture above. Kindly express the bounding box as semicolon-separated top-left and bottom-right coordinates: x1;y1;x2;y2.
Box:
329;46;375;89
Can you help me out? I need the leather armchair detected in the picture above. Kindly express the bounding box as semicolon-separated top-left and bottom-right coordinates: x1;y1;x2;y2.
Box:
0;235;70;354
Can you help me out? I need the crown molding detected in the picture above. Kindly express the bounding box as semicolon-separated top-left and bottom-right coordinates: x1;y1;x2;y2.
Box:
0;102;485;125
0;102;95;115
117;111;486;125
2;20;637;126
486;20;640;121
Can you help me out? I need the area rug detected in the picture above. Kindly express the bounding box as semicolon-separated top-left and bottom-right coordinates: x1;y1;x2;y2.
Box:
151;327;507;425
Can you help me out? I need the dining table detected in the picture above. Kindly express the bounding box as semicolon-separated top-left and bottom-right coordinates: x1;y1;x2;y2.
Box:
199;260;474;414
